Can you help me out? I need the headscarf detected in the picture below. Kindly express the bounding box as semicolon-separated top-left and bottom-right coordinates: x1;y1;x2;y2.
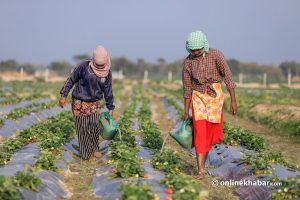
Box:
186;31;209;56
90;45;111;78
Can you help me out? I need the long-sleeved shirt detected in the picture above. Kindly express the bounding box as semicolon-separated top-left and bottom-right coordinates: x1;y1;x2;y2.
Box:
182;48;235;98
60;60;115;110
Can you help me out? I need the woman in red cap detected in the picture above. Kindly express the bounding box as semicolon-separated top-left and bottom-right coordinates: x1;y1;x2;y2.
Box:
59;46;115;161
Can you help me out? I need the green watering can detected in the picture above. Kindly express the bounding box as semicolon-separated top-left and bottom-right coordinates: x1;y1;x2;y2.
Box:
170;117;194;149
99;112;118;140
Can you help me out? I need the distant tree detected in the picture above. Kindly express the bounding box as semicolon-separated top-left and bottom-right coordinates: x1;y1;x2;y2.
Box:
137;58;146;66
157;58;166;66
279;61;300;77
111;57;139;76
0;59;19;71
48;61;73;76
20;63;36;75
73;54;91;64
227;59;242;75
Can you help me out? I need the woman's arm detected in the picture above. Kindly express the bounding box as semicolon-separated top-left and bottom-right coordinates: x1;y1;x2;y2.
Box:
183;98;191;121
59;65;82;108
228;88;237;115
103;71;115;116
182;60;192;121
216;50;237;115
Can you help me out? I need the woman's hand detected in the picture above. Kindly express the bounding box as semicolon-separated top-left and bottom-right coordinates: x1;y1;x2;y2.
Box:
109;110;113;117
228;88;237;115
183;98;191;121
230;99;237;115
59;97;66;108
182;112;190;122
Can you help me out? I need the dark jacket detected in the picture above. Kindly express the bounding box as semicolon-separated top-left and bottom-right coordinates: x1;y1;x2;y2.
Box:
60;60;115;111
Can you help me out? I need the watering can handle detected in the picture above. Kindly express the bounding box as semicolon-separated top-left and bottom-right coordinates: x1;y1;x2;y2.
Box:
183;117;192;127
102;112;113;125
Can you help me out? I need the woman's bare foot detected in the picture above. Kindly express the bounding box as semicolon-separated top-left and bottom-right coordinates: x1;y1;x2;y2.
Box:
194;169;206;180
89;156;98;162
94;151;102;158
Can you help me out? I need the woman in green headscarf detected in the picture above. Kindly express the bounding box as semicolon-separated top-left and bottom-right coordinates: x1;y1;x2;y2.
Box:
182;31;237;179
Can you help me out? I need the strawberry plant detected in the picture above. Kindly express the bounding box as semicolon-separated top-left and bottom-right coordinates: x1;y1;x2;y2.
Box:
0;111;74;170
108;97;145;178
138;97;163;149
7;101;57;120
0;176;22;200
223;122;266;151
152;150;183;174
35;149;58;171
0;92;50;106
0;118;4;128
0;167;42;199
109;140;145;178
271;176;300;200
166;97;184;117
113;101;137;147
242;151;294;175
14;166;43;191
161;174;209;200
118;180;155;200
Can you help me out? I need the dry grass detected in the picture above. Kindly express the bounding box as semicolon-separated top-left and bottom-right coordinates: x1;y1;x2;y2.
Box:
60;158;102;200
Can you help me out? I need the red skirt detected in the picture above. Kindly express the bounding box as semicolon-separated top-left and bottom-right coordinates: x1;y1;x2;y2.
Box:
192;106;224;155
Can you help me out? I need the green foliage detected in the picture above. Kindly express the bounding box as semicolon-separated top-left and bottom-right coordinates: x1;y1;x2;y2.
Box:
271;176;300;200
223;122;267;151
73;54;90;64
161;174;209;200
279;61;300;77
152;150;183;174
48;61;73;76
114;100;137;147
242;150;295;174
0;176;22;200
0;93;50;106
7;101;57;120
35;149;58;171
224;88;300;139
0;111;74;170
0;168;42;200
0;59;19;72
138;97;163;149
166;97;184;117
108;97;145;178
118;180;155;200
0;118;4;128
14;167;43;191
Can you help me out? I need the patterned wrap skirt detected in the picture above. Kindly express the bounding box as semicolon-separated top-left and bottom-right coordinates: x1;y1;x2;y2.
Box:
72;99;102;160
192;83;224;155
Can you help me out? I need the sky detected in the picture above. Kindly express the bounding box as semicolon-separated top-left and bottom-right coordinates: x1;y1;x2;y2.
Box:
0;0;299;66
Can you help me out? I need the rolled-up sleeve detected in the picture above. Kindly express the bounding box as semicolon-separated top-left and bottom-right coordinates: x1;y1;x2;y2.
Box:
216;51;236;90
60;65;82;97
182;60;193;99
103;71;115;111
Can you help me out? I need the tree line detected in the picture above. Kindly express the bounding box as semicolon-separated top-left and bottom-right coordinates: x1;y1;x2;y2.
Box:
1;55;300;82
